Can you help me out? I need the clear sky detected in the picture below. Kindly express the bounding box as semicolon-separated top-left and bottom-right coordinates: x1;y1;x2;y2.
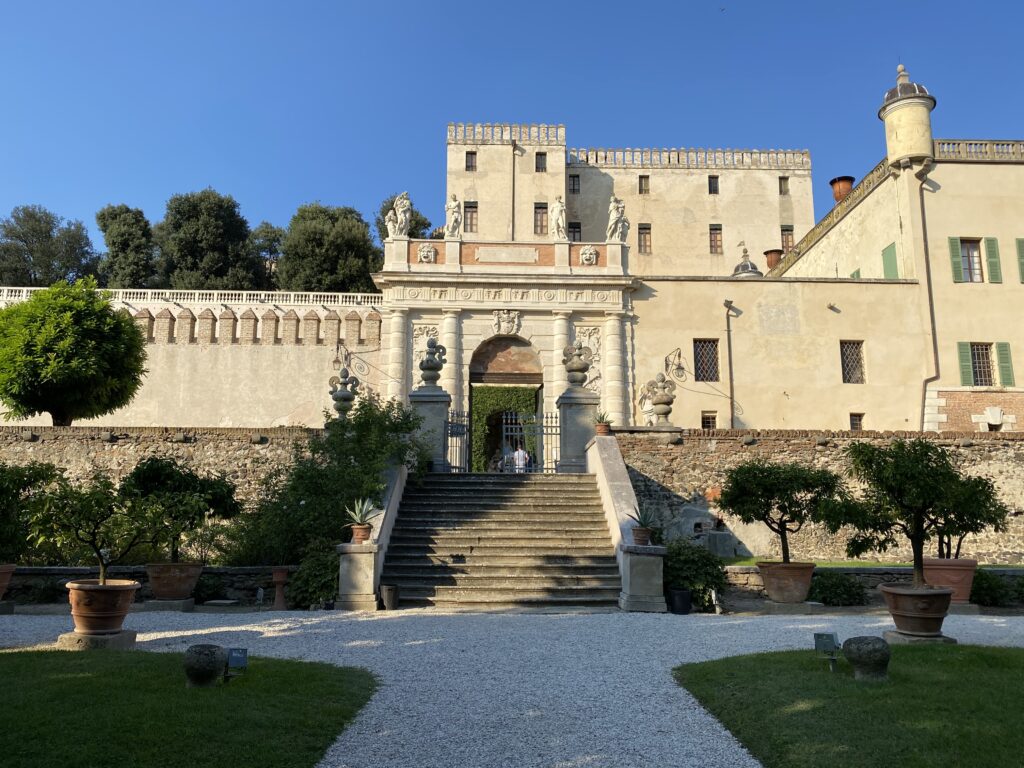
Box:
2;0;1023;250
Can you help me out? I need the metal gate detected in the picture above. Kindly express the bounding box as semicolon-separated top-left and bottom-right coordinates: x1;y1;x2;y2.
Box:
500;411;559;473
444;410;469;473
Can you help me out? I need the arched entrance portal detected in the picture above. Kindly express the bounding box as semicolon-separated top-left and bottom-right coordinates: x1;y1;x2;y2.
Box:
468;337;548;472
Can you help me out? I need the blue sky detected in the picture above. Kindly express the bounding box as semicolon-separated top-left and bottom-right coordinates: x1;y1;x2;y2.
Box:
2;1;1023;249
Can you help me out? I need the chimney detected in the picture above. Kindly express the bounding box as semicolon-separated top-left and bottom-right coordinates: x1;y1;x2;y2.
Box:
829;176;855;203
763;249;784;270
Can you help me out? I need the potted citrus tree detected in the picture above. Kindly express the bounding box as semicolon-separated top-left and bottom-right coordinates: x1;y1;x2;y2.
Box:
120;457;240;601
820;439;1009;636
718;461;846;603
0;462;58;601
29;472;160;635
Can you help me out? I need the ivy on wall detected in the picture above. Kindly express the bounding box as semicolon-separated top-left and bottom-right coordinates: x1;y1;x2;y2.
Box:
470;385;539;472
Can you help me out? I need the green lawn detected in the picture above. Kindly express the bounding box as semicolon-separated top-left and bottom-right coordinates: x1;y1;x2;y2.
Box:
674;645;1024;768
1;650;376;768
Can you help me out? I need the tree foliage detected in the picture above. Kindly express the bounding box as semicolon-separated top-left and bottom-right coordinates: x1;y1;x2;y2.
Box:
662;539;727;611
718;461;846;563
818;439;1010;587
248;221;286;286
0;462;59;563
154;189;267;290
0;278;147;425
0;205;98;287
374;193;431;244
470;386;538;472
275;203;381;293
96;204;156;288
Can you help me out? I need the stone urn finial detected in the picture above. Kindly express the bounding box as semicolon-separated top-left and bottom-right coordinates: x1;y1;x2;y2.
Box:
329;367;360;417
562;340;594;388
644;373;677;425
418;336;447;388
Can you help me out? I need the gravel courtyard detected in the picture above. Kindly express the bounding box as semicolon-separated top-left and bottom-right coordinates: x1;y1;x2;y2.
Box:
4;609;1024;768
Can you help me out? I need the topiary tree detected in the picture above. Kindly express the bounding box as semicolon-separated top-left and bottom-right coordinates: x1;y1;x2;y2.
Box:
0;278;147;425
718;461;846;563
819;439;1010;588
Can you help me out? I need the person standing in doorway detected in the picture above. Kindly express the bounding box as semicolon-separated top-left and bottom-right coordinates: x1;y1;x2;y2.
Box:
513;444;529;473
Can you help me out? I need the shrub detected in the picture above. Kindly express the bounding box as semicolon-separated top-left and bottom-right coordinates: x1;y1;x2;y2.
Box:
1014;577;1024;605
289;539;339;609
970;569;1012;607
663;539;727;612
192;574;228;605
0;461;58;563
807;571;868;606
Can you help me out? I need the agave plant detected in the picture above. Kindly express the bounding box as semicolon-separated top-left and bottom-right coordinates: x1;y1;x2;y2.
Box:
344;498;382;527
626;504;659;529
594;411;613;425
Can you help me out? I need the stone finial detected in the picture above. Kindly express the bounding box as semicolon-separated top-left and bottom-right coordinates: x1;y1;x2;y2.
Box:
643;373;677;425
329;367;360;418
896;63;908;84
418;336;447;389
562;340;594;388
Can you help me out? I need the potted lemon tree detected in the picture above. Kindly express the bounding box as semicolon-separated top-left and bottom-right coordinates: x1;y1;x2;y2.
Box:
718;461;846;603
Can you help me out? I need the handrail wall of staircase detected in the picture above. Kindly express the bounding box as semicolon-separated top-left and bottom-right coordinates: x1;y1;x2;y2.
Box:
371;463;408;591
586;435;639;570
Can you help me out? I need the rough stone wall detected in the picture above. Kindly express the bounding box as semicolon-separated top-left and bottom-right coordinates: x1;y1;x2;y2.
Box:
0;426;315;505
617;428;1024;564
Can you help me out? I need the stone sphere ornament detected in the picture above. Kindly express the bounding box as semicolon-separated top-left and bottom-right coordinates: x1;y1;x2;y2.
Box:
841;636;891;682
418;337;447;388
184;643;227;688
329;367;360;417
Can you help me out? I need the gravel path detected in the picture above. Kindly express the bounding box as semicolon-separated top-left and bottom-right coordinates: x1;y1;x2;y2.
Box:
4;609;1024;768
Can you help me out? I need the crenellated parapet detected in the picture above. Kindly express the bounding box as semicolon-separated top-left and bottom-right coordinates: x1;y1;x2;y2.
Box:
447;122;565;146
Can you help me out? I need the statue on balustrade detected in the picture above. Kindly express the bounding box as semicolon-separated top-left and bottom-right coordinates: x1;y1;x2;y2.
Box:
393;192;412;237
445;194;462;238
605;196;628;242
551;195;567;240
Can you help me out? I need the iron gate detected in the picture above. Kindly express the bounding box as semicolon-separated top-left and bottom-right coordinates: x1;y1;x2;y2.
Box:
500;411;559;473
444;410;469;473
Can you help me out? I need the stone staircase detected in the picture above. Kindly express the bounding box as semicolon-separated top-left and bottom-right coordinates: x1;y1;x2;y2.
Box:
381;473;620;608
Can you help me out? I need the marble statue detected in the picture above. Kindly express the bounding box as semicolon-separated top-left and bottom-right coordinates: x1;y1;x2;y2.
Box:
384;209;398;240
605;196;628;242
551;195;567;240
393;192;412;237
445;194;462;238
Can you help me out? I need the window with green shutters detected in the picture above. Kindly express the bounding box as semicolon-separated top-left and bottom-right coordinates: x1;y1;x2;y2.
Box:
850;268;861;278
882;242;898;279
984;238;1002;283
949;237;965;282
996;342;1015;386
949;236;1002;283
1017;239;1024;283
958;341;1015;386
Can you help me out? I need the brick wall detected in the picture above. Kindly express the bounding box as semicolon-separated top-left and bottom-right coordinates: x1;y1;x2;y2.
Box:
937;390;1024;432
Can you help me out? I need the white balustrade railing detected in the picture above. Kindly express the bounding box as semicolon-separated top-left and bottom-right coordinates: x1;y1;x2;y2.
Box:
933;139;1024;162
0;287;382;307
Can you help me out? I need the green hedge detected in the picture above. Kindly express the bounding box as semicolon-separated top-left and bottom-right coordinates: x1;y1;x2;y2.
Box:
470;386;538;472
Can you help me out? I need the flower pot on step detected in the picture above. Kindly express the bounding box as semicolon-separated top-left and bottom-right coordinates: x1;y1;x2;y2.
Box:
879;583;953;636
756;562;816;603
922;558;978;604
632;527;652;546
350;524;372;544
66;579;140;635
0;564;14;600
146;562;204;600
595;423;612;436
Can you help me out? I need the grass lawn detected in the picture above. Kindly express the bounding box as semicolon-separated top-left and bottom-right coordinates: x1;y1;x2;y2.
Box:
2;649;375;768
674;645;1024;768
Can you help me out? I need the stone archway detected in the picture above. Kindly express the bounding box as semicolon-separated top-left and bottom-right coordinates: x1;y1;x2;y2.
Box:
468;336;543;385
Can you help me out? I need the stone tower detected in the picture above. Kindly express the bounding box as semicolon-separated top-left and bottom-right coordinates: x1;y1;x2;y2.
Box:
878;64;936;169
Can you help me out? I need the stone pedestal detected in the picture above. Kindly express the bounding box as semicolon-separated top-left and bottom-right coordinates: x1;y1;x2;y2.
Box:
883;630;957;645
383;235;409;271
336;542;379;611
554;240;570;268
557;386;600;473
0;600;13;615
443;239;462;272
410;388;453;472
142;598;195;612
56;630;137;651
618;544;667;612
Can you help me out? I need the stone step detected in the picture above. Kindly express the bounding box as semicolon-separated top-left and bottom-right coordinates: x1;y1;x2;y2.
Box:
416;476;597;487
397;585;621;601
381;575;621;589
395;512;607;524
390;532;613;546
393;521;608;533
387;544;616;557
382;564;619;578
384;554;619;568
398;500;603;511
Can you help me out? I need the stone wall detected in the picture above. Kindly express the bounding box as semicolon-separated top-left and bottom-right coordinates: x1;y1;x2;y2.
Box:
0;426;315;505
617;428;1024;564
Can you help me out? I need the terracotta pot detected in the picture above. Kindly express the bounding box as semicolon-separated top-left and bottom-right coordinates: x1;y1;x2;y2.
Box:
595;423;612;436
923;558;978;604
632;527;652;546
756;561;816;603
763;248;784;268
146;562;203;600
0;564;14;601
879;583;953;636
66;579;140;635
351;524;372;544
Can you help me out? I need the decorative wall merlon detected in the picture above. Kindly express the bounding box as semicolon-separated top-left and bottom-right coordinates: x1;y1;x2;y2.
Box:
447;122;565;146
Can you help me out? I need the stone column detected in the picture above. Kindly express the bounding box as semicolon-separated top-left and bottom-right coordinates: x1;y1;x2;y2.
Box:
387;308;409;402
440;309;463;409
409;338;452;471
603;311;628;426
551;311;571;413
557;342;600;473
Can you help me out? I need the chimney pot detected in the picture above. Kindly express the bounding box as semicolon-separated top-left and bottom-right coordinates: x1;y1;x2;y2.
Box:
829;176;856;203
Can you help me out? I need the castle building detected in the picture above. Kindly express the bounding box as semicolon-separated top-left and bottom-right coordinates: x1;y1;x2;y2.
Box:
5;66;1022;441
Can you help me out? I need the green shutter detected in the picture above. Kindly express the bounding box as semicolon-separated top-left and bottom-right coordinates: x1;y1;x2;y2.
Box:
1017;239;1024;283
996;342;1015;386
985;237;1002;283
850;268;861;279
881;242;898;279
958;342;974;386
948;237;964;282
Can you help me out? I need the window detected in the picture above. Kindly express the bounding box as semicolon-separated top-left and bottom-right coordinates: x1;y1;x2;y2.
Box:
693;339;720;382
709;224;723;254
568;222;582;242
533;203;548;235
840;341;865;384
569;174;580;194
535;152;547;172
970;343;995;386
465;151;477;172
849;413;864;431
638;224;652;254
950;236;1003;283
464;202;478;233
959;341;1015;386
639;175;650;195
781;226;794;252
779;176;790;195
701;411;717;430
960;239;984;282
708;175;719;195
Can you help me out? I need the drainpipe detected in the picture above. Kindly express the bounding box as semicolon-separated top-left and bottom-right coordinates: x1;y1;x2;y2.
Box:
510;140;516;241
724;299;736;429
915;159;940;430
